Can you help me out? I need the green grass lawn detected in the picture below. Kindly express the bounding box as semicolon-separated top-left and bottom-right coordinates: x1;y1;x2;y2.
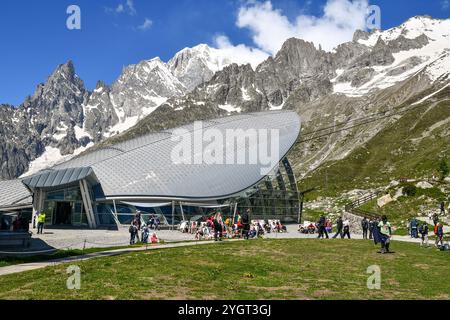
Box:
0;238;449;300
0;243;161;268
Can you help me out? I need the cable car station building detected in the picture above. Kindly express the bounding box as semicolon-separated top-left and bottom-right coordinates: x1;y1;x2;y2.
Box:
0;111;301;229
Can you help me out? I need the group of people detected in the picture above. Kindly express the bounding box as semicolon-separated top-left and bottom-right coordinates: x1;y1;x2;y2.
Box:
360;217;382;240
315;215;351;239
408;217;446;248
193;209;254;241
129;212;160;245
0;213;31;232
0;212;44;233
185;209;288;241
311;214;393;253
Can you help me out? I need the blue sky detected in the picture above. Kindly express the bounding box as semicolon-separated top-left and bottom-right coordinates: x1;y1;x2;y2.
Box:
0;0;449;106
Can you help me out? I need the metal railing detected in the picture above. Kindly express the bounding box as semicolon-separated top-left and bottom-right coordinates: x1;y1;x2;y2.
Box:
345;191;382;219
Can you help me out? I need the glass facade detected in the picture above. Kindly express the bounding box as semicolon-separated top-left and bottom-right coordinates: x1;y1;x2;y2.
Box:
38;157;299;227
232;157;299;222
43;186;88;226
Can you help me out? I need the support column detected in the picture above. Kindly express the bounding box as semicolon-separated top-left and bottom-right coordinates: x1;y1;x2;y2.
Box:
232;202;238;224
112;199;121;227
282;157;301;220
80;180;97;229
171;201;175;230
32;189;46;225
179;202;186;221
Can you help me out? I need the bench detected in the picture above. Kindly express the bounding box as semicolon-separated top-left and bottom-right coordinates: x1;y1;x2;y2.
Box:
0;231;32;248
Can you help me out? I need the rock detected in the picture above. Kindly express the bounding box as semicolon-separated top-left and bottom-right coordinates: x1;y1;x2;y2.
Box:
416;181;433;189
342;211;363;234
377;194;394;207
353;30;370;42
393;187;404;200
389;180;400;187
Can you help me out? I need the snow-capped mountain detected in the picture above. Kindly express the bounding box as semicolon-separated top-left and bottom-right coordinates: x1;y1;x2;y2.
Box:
0;44;241;178
333;16;450;96
1;15;449;181
102;15;450;181
168;44;235;91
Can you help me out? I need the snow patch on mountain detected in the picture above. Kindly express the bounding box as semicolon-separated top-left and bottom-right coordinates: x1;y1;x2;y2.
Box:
334;16;450;97
219;104;242;113
21;143;94;178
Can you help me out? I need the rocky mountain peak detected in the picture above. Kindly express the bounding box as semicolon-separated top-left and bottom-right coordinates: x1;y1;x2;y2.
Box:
95;80;108;90
353;30;370;42
168;44;234;91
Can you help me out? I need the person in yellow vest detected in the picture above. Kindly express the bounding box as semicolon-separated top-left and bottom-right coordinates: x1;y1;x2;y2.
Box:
37;211;46;234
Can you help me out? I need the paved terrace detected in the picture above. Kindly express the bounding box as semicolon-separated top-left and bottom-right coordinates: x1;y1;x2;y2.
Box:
4;223;432;253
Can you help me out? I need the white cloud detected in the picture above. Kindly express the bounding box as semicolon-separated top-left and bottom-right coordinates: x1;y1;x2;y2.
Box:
213;35;269;69
116;4;124;13
237;0;369;53
106;0;137;16
138;18;153;31
126;0;137;16
442;0;450;10
213;0;370;66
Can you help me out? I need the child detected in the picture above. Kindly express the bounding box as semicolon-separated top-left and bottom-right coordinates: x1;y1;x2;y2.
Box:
150;233;159;244
142;224;150;243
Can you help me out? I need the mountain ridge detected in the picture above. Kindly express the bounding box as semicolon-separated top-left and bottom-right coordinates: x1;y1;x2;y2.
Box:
1;15;449;182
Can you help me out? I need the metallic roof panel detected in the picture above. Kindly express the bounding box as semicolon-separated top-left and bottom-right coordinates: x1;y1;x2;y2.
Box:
13;111;301;201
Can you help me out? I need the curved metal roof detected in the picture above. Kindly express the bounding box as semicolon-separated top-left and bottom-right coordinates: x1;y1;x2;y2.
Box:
24;111;301;200
0;179;32;210
22;167;96;189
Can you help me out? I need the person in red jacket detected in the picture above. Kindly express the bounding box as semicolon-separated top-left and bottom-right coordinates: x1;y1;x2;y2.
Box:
435;222;444;247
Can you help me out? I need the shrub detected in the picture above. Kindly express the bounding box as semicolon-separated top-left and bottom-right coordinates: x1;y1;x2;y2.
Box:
402;185;417;197
439;159;449;180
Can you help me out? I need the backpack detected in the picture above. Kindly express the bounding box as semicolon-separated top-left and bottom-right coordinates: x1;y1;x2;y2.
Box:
129;225;135;233
418;224;424;234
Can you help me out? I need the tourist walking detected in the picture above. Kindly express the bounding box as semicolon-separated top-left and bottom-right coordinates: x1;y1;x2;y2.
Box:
368;219;375;240
410;218;418;238
419;222;429;247
433;213;439;226
241;209;251;240
213;212;223;241
317;215;328;239
361;217;369;239
129;223;138;245
377;215;392;254
37;211;46;234
133;213;142;242
440;202;445;215
342;219;351;239
434;222;444;248
333;216;343;238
